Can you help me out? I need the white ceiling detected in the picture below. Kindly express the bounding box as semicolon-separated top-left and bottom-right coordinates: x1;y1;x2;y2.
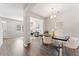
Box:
0;3;26;21
0;3;77;21
31;3;64;18
30;3;79;18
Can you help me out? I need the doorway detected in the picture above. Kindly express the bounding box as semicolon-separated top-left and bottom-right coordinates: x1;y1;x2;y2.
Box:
0;22;3;47
30;17;44;38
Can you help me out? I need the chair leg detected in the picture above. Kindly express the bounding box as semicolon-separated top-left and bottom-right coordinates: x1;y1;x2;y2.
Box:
47;44;51;54
71;49;76;56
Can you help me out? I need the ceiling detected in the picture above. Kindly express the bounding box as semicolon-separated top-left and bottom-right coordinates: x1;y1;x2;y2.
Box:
0;3;67;21
31;3;64;18
30;3;79;18
0;3;78;21
0;3;26;21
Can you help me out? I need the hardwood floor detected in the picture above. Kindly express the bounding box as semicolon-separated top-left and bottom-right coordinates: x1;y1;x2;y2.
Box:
0;37;79;56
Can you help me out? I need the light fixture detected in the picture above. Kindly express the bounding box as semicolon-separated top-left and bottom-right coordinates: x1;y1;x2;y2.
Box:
50;15;56;19
50;15;53;19
53;15;56;18
50;8;57;19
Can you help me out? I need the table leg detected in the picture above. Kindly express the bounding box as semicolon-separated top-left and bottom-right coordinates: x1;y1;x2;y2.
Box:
59;48;63;56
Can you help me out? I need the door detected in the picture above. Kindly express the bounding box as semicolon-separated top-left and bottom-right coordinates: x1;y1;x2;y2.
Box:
1;21;7;38
0;22;3;47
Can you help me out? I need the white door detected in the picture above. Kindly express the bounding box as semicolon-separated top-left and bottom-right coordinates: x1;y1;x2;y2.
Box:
0;22;3;47
2;22;7;38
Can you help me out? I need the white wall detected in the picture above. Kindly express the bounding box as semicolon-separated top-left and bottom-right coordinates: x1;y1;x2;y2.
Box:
44;18;55;32
0;17;23;38
59;4;79;37
44;3;79;38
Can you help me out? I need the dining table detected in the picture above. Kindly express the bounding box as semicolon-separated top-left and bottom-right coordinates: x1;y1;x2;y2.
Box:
52;36;70;56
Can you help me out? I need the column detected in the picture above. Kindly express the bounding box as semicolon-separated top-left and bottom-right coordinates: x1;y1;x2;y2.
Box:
23;11;30;47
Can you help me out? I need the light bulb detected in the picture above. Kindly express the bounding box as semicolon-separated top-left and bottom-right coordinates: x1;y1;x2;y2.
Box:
50;15;53;19
53;15;56;18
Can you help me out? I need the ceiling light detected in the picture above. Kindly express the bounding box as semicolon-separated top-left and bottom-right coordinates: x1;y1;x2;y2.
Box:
50;8;57;19
50;14;56;19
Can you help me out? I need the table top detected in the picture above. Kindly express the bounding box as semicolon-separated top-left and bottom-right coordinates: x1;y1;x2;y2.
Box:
40;34;70;41
52;36;70;41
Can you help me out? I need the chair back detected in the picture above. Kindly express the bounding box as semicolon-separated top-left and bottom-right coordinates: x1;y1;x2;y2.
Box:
43;36;53;44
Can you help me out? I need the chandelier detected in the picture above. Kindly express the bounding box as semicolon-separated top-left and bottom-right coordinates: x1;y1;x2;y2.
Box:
50;8;59;19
